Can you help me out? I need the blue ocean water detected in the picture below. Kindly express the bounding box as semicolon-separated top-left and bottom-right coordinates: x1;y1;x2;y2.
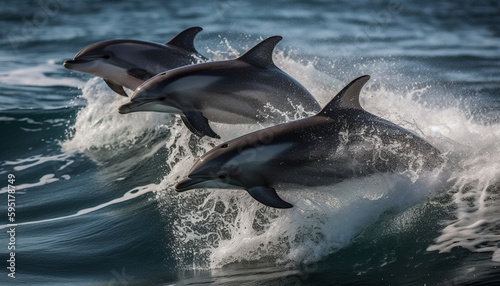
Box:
1;0;499;285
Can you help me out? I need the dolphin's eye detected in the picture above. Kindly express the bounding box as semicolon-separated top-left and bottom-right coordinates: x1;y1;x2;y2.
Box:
217;171;228;180
220;143;228;148
102;54;111;59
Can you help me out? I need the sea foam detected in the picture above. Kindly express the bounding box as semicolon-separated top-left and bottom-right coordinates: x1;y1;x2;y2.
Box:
59;40;500;269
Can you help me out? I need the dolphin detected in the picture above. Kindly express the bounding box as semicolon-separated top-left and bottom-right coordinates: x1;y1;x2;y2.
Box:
118;36;320;139
63;27;207;96
175;75;443;208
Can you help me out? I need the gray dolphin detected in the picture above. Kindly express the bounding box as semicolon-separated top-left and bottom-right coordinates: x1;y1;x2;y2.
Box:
175;75;443;208
118;36;320;139
63;27;207;96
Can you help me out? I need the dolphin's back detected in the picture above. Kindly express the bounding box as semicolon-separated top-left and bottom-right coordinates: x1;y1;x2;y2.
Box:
160;59;319;124
254;109;441;187
248;75;442;186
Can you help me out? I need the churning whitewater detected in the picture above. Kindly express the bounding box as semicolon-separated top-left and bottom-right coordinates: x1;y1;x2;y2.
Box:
61;46;500;271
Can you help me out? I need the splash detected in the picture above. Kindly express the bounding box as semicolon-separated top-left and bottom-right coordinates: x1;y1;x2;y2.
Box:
425;111;500;261
157;162;443;269
61;77;173;162
60;39;500;269
162;49;498;269
151;45;454;270
357;77;500;262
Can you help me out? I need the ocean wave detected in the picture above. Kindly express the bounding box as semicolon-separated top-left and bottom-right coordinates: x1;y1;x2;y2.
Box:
56;35;500;272
0;60;85;88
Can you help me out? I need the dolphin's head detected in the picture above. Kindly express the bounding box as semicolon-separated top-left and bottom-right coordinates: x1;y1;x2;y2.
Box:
175;142;249;191
176;136;293;192
64;40;130;74
63;40;157;89
117;64;222;114
117;72;184;114
176;138;296;209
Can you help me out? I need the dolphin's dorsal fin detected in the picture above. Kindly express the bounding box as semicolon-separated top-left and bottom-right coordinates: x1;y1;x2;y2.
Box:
166;27;203;54
237;36;282;68
318;75;370;117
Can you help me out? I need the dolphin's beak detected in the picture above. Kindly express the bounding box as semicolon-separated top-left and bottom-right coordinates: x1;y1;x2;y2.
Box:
63;58;98;71
63;54;104;69
175;177;207;192
118;102;132;114
63;59;82;69
118;100;183;114
175;176;241;191
118;102;144;114
63;59;88;65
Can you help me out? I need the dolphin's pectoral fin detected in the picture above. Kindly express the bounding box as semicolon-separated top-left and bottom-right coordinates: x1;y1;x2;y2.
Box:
247;186;293;209
127;68;155;81
104;79;128;97
181;111;220;139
